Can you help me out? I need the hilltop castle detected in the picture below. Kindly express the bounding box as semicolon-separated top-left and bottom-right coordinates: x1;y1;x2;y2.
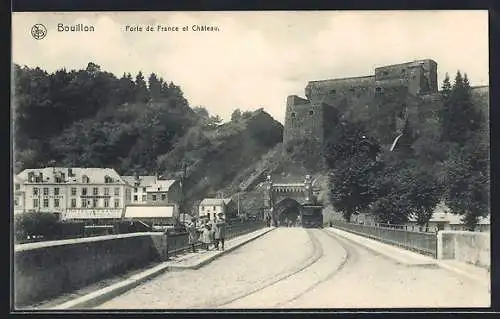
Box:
283;59;439;153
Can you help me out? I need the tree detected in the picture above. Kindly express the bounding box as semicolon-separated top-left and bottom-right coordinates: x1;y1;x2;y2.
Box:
134;71;150;103
148;73;162;101
324;121;381;222
440;71;482;146
231;109;242;122
443;129;489;230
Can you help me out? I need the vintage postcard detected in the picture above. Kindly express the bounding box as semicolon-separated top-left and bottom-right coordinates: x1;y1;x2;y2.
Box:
11;11;490;311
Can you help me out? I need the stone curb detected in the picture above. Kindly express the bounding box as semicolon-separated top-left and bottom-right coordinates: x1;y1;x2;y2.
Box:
327;228;491;288
52;227;275;310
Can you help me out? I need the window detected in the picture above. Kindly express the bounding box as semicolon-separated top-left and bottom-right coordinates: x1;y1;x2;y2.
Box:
82;175;90;183
134;188;138;192
82;199;87;208
383;71;389;76
309;110;314;115
152;194;157;201
161;194;166;201
15;199;19;206
15;184;20;191
291;112;296;118
104;187;109;196
350;87;355;93
93;187;98;195
54;188;60;196
54;198;60;208
33;199;39;207
82;187;88;196
134;195;138;201
43;187;49;196
33;188;39;195
114;199;120;208
330;89;336;95
202;206;205;211
213;206;216;211
104;175;113;183
104;198;109;208
71;187;77;196
114;188;120;196
142;195;146;202
43;198;49;207
143;187;147;192
93;199;98;207
71;198;76;208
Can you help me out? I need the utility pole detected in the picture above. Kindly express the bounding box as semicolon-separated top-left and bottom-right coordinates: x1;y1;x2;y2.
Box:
180;162;187;226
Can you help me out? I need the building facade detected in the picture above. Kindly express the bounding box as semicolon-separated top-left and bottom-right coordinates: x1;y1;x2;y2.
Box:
122;175;158;204
198;198;233;221
16;167;132;220
146;180;181;205
13;175;26;215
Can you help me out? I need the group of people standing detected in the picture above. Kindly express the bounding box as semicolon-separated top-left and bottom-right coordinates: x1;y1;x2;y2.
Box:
186;213;227;253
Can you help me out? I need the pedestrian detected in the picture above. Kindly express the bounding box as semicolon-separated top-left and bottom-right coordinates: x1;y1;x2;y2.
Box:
187;217;198;253
214;213;227;250
199;220;212;250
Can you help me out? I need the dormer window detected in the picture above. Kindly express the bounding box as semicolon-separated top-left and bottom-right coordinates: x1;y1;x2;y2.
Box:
82;175;90;184
104;175;113;184
309;110;314;115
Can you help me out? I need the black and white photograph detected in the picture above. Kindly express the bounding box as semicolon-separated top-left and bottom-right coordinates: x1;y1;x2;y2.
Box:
11;11;490;311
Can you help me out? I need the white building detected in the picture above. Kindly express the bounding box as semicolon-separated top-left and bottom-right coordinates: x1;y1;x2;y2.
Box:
13;175;26;215
121;175;181;206
121;175;157;204
198;198;233;221
16;167;132;220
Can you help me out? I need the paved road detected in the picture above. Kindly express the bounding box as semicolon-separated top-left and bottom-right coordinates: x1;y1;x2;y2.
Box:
96;228;490;309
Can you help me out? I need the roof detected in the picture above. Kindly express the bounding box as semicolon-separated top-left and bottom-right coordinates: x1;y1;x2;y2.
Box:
17;167;125;184
124;205;177;218
13;175;25;183
146;180;177;192
200;198;232;206
121;175;157;187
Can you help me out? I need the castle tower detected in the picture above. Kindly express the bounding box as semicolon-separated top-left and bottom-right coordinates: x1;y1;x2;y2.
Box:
283;95;338;155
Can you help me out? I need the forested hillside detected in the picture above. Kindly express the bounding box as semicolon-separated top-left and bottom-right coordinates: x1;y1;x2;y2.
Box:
12;62;284;207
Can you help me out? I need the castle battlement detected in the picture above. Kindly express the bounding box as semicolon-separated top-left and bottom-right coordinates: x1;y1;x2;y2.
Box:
283;59;439;155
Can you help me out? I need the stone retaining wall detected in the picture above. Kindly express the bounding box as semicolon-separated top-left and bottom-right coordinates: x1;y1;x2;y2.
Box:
14;232;166;307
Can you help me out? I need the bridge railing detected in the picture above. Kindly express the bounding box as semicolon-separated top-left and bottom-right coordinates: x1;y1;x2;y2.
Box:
165;220;266;258
330;220;438;258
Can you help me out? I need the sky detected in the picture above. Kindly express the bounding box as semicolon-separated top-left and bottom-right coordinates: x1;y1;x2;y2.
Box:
12;11;489;124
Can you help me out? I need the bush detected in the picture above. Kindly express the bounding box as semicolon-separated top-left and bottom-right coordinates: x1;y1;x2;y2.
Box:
14;212;60;243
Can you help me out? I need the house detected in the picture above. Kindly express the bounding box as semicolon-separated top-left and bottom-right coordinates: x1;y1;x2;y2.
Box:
121;175;158;204
122;204;179;227
13;175;26;215
146;179;181;206
198;198;233;221
16;167;132;220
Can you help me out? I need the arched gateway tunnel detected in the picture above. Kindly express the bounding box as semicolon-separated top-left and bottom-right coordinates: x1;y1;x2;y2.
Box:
264;175;322;227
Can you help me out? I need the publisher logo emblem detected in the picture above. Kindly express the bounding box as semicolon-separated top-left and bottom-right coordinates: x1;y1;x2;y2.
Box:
31;24;47;40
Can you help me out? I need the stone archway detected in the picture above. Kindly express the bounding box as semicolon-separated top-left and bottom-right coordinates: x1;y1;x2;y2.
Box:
274;198;302;226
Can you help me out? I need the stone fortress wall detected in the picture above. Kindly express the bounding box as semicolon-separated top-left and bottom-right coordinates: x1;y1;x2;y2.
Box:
282;59;440;153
